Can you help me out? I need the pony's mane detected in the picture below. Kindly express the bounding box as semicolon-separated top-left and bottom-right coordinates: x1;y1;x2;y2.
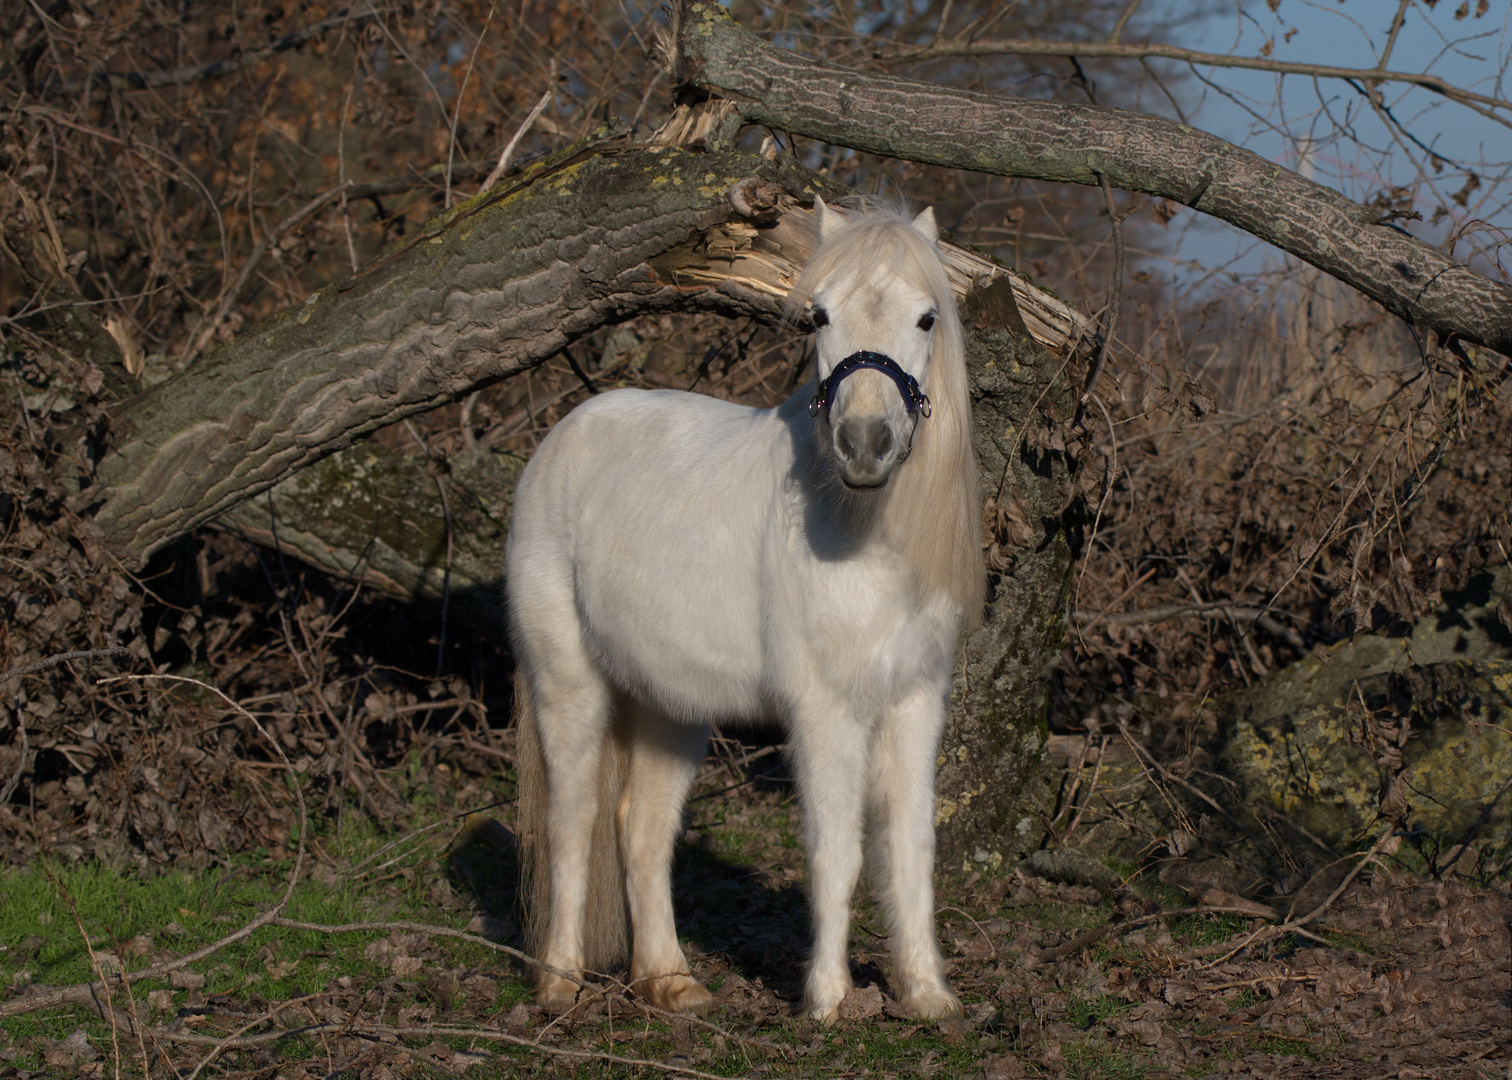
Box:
790;204;986;625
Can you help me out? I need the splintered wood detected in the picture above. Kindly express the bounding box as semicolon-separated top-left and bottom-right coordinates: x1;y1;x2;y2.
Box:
655;201;1089;354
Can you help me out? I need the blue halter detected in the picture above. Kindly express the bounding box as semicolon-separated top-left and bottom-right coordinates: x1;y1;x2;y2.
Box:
807;351;932;420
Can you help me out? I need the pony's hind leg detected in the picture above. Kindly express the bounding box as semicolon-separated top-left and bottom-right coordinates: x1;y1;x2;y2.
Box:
617;702;713;1013
531;662;615;1012
868;684;960;1019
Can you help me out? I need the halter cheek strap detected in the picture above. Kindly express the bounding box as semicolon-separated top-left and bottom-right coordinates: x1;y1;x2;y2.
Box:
807;351;932;420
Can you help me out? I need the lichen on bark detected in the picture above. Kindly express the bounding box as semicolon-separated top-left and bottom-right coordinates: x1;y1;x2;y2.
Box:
1219;567;1512;853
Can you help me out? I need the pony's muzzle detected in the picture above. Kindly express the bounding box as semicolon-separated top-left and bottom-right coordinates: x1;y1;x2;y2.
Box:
833;413;899;488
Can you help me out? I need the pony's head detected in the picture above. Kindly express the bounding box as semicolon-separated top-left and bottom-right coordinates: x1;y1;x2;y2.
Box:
790;197;984;620
793;197;960;491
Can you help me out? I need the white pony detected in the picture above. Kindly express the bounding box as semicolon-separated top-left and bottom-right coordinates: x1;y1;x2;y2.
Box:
507;197;984;1022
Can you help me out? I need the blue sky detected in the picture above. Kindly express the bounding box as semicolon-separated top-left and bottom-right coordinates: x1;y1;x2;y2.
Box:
1135;0;1510;283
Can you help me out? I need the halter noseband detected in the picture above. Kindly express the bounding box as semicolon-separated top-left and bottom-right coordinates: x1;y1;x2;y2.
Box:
808;351;932;420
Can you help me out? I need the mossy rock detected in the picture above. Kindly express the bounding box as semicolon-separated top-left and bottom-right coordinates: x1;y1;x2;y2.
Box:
1219;567;1512;851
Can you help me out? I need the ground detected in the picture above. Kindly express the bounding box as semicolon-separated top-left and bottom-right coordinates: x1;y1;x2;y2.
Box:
0;740;1507;1080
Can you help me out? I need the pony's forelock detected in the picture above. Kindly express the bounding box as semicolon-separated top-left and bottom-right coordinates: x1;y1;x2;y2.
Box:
787;202;955;327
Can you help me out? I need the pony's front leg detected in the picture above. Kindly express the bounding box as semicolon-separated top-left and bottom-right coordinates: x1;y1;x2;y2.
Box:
869;684;960;1019
791;700;869;1023
618;705;713;1013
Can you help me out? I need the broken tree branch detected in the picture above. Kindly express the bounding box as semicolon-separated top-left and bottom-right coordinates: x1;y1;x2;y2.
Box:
671;1;1512;356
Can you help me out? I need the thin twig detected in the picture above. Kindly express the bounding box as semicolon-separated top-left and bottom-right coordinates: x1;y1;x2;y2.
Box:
0;716;28;808
157;1022;734;1080
937;906;999;961
1031;901;1275;965
1063;734;1108;841
1074;602;1306;650
43;865;123;1075
184;993;333;1080
1082;173;1125;405
872;37;1512;129
266;918;593;989
1107;0;1143;44
482;83;555;193
0;646;136;686
1189;821;1399;967
561;345;600;394
1202;973;1314;992
445;3;496;209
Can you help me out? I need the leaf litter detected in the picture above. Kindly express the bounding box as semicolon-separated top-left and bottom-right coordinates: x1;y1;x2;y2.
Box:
2;731;1505;1079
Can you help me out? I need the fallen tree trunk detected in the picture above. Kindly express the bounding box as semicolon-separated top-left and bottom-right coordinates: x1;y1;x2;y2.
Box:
670;0;1512;357
86;134;1084;568
208;146;1086;612
86;136;803;564
216;440;524;635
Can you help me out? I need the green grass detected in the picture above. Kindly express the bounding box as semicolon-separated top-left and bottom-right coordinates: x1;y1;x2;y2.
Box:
0;815;525;1073
1062;1040;1153;1079
1224;987;1269;1013
0;800;1011;1079
1170;910;1250;945
1066;993;1134;1031
1257;1035;1318;1059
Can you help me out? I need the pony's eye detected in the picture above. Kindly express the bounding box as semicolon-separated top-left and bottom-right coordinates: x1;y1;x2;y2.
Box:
811;307;829;328
917;312;936;332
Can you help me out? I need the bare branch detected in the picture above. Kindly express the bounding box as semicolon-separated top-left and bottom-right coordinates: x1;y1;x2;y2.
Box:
870;36;1512;129
1108;0;1144;45
0;647;137;687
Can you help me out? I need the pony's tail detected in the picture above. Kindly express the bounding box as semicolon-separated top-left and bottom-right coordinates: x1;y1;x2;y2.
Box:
585;715;630;973
515;672;630;982
515;671;552;969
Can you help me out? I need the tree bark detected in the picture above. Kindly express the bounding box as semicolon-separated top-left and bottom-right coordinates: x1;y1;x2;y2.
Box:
670;0;1512;358
216;440;523;636
935;283;1086;873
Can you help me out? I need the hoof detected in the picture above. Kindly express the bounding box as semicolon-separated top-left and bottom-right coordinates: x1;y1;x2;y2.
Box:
802;981;850;1026
535;973;581;1014
632;973;715;1014
896;984;962;1020
807;1002;841;1026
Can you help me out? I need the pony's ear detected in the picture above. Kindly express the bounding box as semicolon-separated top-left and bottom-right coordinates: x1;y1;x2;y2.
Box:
814;195;847;240
910;206;939;243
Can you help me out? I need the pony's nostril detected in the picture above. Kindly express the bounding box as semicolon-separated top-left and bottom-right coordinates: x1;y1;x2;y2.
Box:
836;425;857;460
872;425;894;462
